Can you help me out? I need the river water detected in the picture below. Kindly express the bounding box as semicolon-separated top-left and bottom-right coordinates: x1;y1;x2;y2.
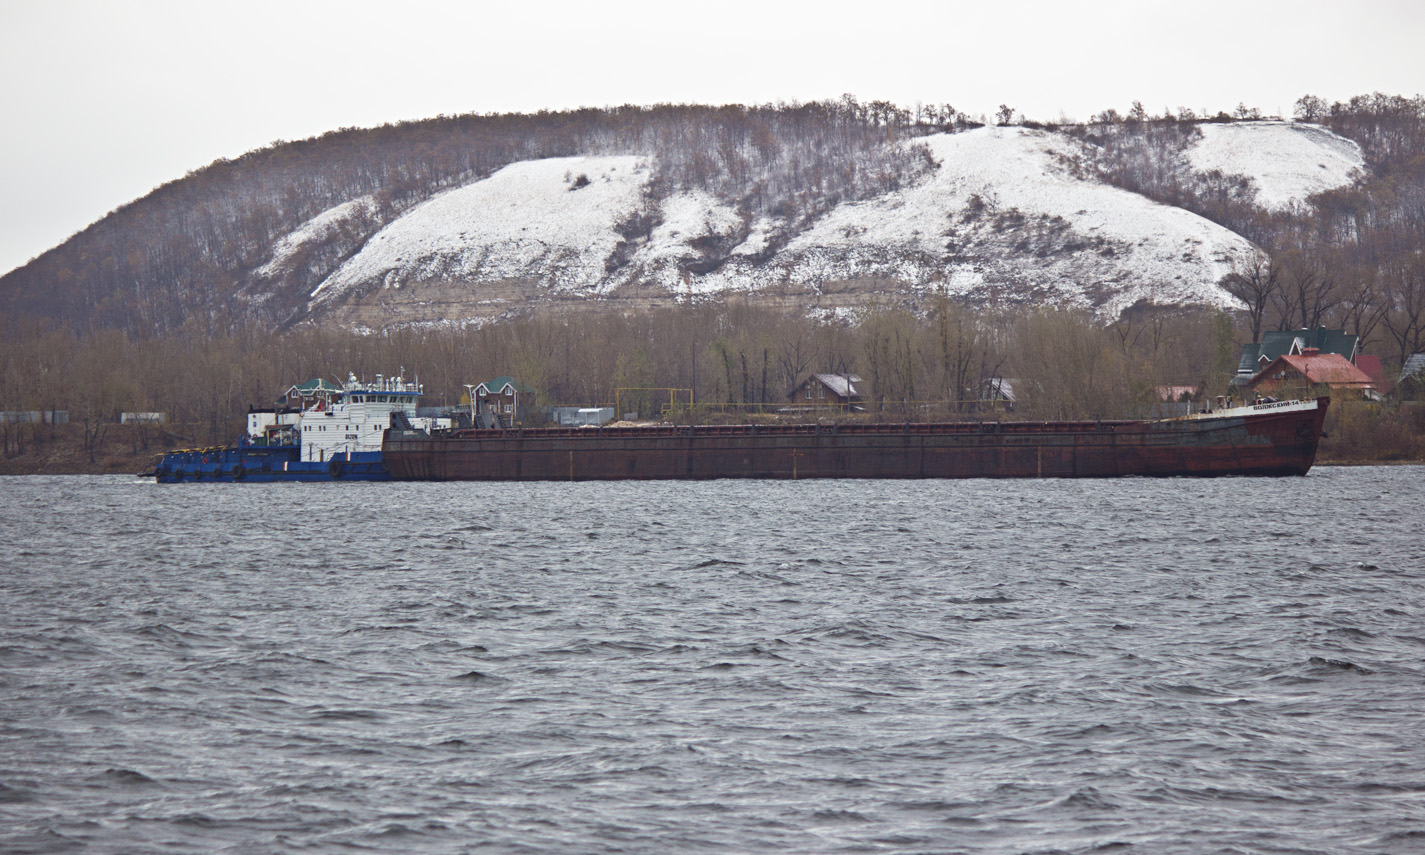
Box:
2;469;1423;854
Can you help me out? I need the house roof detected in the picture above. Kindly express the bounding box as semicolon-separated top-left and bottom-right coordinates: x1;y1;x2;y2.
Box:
1355;354;1384;379
1157;385;1198;402
1237;327;1359;375
812;373;862;398
477;376;535;395
983;377;1016;402
1401;353;1425;381
286;378;344;396
1236;342;1263;376
1355;354;1389;392
1248;352;1374;389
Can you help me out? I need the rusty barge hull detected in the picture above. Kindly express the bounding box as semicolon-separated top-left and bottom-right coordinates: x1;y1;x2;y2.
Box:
382;398;1329;481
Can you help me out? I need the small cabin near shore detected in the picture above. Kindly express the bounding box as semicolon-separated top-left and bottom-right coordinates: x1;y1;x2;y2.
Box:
981;377;1017;412
788;374;864;411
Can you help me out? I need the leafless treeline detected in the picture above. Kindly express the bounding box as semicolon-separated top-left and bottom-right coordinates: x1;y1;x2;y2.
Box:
4;92;1423;372
1062;93;1425;364
1;302;1237;446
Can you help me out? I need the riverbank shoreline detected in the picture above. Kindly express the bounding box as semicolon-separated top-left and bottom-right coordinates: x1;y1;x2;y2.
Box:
0;422;187;476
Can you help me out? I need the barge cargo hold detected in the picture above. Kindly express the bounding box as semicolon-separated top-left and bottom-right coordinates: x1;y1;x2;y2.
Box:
382;397;1329;481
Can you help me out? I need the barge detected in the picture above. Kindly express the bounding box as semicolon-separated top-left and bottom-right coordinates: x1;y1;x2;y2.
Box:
381;397;1329;481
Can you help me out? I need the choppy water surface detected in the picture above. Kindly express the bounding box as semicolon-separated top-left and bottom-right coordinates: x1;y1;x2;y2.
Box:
2;469;1424;854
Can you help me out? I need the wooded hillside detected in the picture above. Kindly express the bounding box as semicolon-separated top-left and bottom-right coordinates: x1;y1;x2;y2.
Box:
3;92;1419;356
1063;93;1425;365
1;98;942;335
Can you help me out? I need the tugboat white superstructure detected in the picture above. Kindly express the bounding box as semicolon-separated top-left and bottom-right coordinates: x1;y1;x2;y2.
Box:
153;373;448;483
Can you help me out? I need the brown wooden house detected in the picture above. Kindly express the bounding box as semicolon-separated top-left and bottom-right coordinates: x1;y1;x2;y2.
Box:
474;376;537;427
788;374;864;410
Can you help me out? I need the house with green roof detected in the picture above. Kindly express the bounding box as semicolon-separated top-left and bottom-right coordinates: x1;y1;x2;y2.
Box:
280;378;345;408
473;377;537;428
1235;327;1359;385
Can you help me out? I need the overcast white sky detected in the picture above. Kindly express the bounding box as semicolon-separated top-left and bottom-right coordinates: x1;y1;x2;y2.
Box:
1;0;1422;276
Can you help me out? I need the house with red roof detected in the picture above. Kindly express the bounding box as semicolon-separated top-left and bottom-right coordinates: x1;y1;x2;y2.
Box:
1234;326;1359;385
1245;349;1376;398
1354;354;1389;395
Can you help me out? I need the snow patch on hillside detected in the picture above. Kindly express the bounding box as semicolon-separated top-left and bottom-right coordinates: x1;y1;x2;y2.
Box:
259;196;374;277
730;217;782;258
639;191;744;272
1188;121;1362;209
659;128;1257;315
306;127;1331;324
312;156;649;302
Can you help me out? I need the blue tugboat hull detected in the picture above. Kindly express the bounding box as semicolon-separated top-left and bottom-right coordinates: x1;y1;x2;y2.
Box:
153;446;390;483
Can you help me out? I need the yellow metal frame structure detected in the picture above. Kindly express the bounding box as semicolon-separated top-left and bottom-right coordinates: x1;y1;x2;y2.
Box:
615;387;694;420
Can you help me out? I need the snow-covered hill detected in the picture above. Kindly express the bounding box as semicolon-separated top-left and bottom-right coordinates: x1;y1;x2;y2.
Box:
311;156;649;302
258;196;376;278
298;124;1364;329
1187;121;1363;209
683;128;1257;317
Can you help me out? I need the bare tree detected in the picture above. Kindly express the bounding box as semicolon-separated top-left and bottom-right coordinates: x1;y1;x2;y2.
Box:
1009;309;1143;421
931;294;989;412
1274;251;1340;330
1381;256;1425;365
777;333;813;398
1331;273;1389;354
1221;252;1281;343
1294;94;1329;122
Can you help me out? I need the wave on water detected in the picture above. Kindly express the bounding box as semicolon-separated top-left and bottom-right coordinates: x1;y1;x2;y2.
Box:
2;470;1424;853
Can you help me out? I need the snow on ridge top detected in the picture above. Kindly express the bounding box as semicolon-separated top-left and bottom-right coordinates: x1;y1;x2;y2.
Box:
304;128;1287;323
1187;121;1363;210
777;127;1255;316
259;196;374;277
793;128;1239;253
312;155;648;300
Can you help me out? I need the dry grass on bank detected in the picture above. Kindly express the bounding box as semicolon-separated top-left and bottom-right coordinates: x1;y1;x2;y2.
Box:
1317;401;1425;464
0;423;192;476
